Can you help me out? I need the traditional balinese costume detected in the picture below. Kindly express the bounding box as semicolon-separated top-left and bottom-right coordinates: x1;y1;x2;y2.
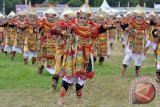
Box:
37;6;64;89
59;1;98;103
152;25;160;83
121;5;148;76
11;11;27;61
23;7;39;65
95;9;108;65
4;11;16;55
116;15;122;42
107;12;116;50
37;7;59;74
145;12;158;56
0;13;6;53
120;16;129;51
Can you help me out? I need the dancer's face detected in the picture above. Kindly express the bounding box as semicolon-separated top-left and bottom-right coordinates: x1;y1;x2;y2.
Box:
8;17;15;23
0;17;3;22
96;18;104;24
135;16;143;22
28;15;37;22
46;14;56;22
78;15;88;25
19;15;26;22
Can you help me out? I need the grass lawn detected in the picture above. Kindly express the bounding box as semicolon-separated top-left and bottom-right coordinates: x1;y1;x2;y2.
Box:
0;42;159;107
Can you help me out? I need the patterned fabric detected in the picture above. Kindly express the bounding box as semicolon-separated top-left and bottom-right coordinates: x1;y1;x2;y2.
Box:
98;33;108;57
60;20;98;80
129;19;147;54
0;27;4;47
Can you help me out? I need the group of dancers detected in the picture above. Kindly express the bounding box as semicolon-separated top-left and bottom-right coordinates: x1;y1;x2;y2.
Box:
0;0;160;105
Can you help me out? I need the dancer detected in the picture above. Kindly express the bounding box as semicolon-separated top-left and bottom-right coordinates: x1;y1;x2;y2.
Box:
58;1;98;105
121;5;148;76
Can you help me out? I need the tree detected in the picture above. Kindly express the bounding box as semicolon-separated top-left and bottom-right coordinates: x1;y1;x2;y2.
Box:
93;0;103;7
0;0;3;13
130;0;140;6
67;0;84;7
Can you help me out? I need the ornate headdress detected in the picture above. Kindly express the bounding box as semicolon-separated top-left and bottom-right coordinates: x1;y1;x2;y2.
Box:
0;13;5;18
123;11;133;18
149;12;157;17
18;10;27;17
27;2;37;16
61;5;74;18
43;6;58;16
7;11;16;18
133;4;145;17
76;0;92;18
116;15;122;19
145;14;149;19
95;9;106;19
108;11;115;17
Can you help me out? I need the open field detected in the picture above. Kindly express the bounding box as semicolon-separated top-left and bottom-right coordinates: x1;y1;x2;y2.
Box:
0;42;159;107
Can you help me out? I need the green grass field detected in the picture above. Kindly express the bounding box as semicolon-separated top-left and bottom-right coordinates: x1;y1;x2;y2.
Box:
0;42;160;107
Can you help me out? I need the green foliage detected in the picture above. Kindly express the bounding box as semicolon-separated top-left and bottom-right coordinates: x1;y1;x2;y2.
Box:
67;0;84;7
93;0;103;7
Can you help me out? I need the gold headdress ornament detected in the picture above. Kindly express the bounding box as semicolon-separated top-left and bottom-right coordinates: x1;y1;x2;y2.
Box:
124;10;132;17
43;5;58;16
149;12;157;17
95;8;106;19
18;10;27;17
145;14;149;18
27;2;37;16
7;11;16;18
0;12;5;18
108;11;115;17
116;14;122;19
133;4;145;17
61;5;74;18
76;0;92;17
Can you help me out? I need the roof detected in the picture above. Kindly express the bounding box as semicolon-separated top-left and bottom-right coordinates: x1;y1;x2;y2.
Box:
154;4;160;9
99;0;117;13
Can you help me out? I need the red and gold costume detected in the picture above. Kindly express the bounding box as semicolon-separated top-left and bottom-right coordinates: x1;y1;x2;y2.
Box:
129;18;148;54
38;18;62;72
61;19;98;79
11;11;27;61
4;11;16;53
145;12;159;65
152;19;160;83
0;13;6;52
59;2;99;103
23;19;39;65
107;15;116;50
22;6;41;65
95;9;108;65
37;7;67;90
14;16;26;52
121;5;148;76
146;12;157;43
